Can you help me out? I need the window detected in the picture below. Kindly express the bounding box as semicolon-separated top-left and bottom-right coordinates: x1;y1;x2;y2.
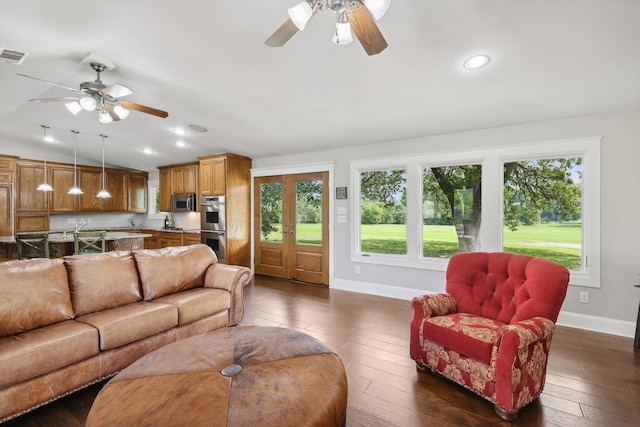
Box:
147;184;166;217
503;157;583;271
422;164;482;258
359;168;407;255
351;137;601;287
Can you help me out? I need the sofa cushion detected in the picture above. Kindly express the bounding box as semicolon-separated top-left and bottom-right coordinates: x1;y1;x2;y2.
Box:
76;302;177;350
0;258;74;337
64;251;143;316
0;320;99;388
134;244;217;301
153;288;230;325
422;313;505;365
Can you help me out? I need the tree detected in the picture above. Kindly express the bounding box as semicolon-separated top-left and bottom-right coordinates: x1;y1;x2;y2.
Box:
259;182;282;240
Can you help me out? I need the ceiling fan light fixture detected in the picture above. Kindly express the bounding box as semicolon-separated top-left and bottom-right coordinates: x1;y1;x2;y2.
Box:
113;104;129;119
65;101;83;115
288;1;314;31
99;109;113;124
333;12;353;45
364;0;391;20
79;96;97;111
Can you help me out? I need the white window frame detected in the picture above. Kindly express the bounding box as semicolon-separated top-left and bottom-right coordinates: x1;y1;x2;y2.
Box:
350;136;601;288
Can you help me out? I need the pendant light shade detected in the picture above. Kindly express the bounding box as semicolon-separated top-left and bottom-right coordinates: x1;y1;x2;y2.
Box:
96;134;111;199
37;124;53;192
68;129;83;195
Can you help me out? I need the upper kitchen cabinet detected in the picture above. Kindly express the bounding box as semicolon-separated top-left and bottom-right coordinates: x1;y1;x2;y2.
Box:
50;163;79;212
16;160;48;212
158;162;199;212
78;167;103;212
103;169;128;212
128;171;148;213
159;167;172;212
199;156;226;196
0;155;16;237
172;163;198;194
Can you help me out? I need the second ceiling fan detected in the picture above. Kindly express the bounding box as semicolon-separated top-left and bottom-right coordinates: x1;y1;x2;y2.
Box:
266;0;391;56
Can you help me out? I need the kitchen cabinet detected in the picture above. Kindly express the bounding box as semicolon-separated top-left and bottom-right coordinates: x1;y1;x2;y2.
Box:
199;157;226;196
0;156;16;237
103;169;128;212
141;229;159;249
79;167;103;212
183;231;200;246
128;172;148;213
50;164;79;212
16;160;48;212
172;163;198;194
158;231;182;248
198;153;251;267
158;163;198;212
159;167;171;212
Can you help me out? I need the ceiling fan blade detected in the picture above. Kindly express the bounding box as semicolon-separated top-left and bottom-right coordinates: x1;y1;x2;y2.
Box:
121;101;169;118
106;105;122;121
17;73;81;93
28;97;80;102
100;83;133;99
265;18;299;47
348;5;388;56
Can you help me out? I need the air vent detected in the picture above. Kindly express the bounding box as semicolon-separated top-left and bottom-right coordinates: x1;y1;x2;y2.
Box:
0;48;28;65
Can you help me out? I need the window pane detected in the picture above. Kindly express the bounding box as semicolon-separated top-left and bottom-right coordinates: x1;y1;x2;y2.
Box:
503;157;582;270
422;165;482;258
360;169;407;255
296;179;323;245
259;182;283;242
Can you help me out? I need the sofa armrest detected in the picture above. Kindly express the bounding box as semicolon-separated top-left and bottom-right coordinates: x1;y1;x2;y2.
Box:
412;293;457;319
495;317;556;412
410;293;457;360
204;264;253;325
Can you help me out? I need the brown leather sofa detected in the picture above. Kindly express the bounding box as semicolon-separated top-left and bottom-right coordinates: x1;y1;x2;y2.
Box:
0;244;253;423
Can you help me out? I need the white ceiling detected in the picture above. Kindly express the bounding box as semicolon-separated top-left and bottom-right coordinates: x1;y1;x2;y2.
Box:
0;0;638;173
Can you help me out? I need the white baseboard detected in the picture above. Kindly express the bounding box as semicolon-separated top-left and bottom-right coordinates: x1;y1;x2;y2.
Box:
330;278;636;339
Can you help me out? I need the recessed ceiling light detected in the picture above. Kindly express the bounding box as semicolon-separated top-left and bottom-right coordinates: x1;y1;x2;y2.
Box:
175;141;187;148
188;124;208;133
142;148;155;155
463;54;491;70
171;128;188;136
42;135;55;143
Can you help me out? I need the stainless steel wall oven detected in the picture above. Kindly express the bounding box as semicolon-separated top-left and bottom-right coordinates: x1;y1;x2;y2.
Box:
200;196;226;261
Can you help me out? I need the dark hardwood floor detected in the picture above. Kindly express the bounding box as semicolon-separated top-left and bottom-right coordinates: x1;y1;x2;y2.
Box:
5;275;640;426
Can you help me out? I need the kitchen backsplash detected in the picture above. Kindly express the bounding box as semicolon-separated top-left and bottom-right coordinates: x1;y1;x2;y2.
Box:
49;211;201;231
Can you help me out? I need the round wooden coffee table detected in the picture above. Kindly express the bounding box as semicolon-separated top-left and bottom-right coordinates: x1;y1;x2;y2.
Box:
86;326;348;427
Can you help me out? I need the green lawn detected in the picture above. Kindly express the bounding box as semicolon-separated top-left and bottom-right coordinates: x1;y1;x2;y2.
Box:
262;222;582;269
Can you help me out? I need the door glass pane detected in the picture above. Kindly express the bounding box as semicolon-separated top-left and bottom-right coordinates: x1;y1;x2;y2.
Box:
422;164;482;258
296;179;322;245
360;169;407;255
259;182;283;242
503;157;582;270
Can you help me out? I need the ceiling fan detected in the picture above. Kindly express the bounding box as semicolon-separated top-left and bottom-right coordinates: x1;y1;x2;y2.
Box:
17;59;168;123
266;0;390;56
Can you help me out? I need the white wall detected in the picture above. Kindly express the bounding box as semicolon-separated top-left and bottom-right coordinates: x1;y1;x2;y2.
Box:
253;109;640;337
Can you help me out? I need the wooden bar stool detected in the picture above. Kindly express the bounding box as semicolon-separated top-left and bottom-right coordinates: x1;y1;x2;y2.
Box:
15;233;50;260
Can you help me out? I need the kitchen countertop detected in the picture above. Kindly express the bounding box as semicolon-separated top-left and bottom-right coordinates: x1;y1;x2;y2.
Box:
0;231;152;244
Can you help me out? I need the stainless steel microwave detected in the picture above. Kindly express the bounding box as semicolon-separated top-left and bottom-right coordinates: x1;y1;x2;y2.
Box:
171;193;196;212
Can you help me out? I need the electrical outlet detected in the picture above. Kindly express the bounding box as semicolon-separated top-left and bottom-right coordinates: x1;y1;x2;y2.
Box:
579;291;589;304
355;265;360;274
87;218;92;223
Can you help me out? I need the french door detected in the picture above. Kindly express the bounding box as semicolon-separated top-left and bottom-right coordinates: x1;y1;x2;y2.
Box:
254;172;329;285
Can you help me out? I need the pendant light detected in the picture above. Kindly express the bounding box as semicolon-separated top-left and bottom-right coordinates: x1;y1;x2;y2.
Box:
68;130;83;195
96;134;111;199
36;124;54;192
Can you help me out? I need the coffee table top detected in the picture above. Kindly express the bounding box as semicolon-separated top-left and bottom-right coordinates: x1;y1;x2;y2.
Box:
86;326;348;427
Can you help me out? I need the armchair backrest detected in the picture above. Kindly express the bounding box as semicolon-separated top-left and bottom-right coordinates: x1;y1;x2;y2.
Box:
446;252;569;324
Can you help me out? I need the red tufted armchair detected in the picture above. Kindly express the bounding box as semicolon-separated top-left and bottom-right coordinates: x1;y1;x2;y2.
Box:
410;252;569;420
